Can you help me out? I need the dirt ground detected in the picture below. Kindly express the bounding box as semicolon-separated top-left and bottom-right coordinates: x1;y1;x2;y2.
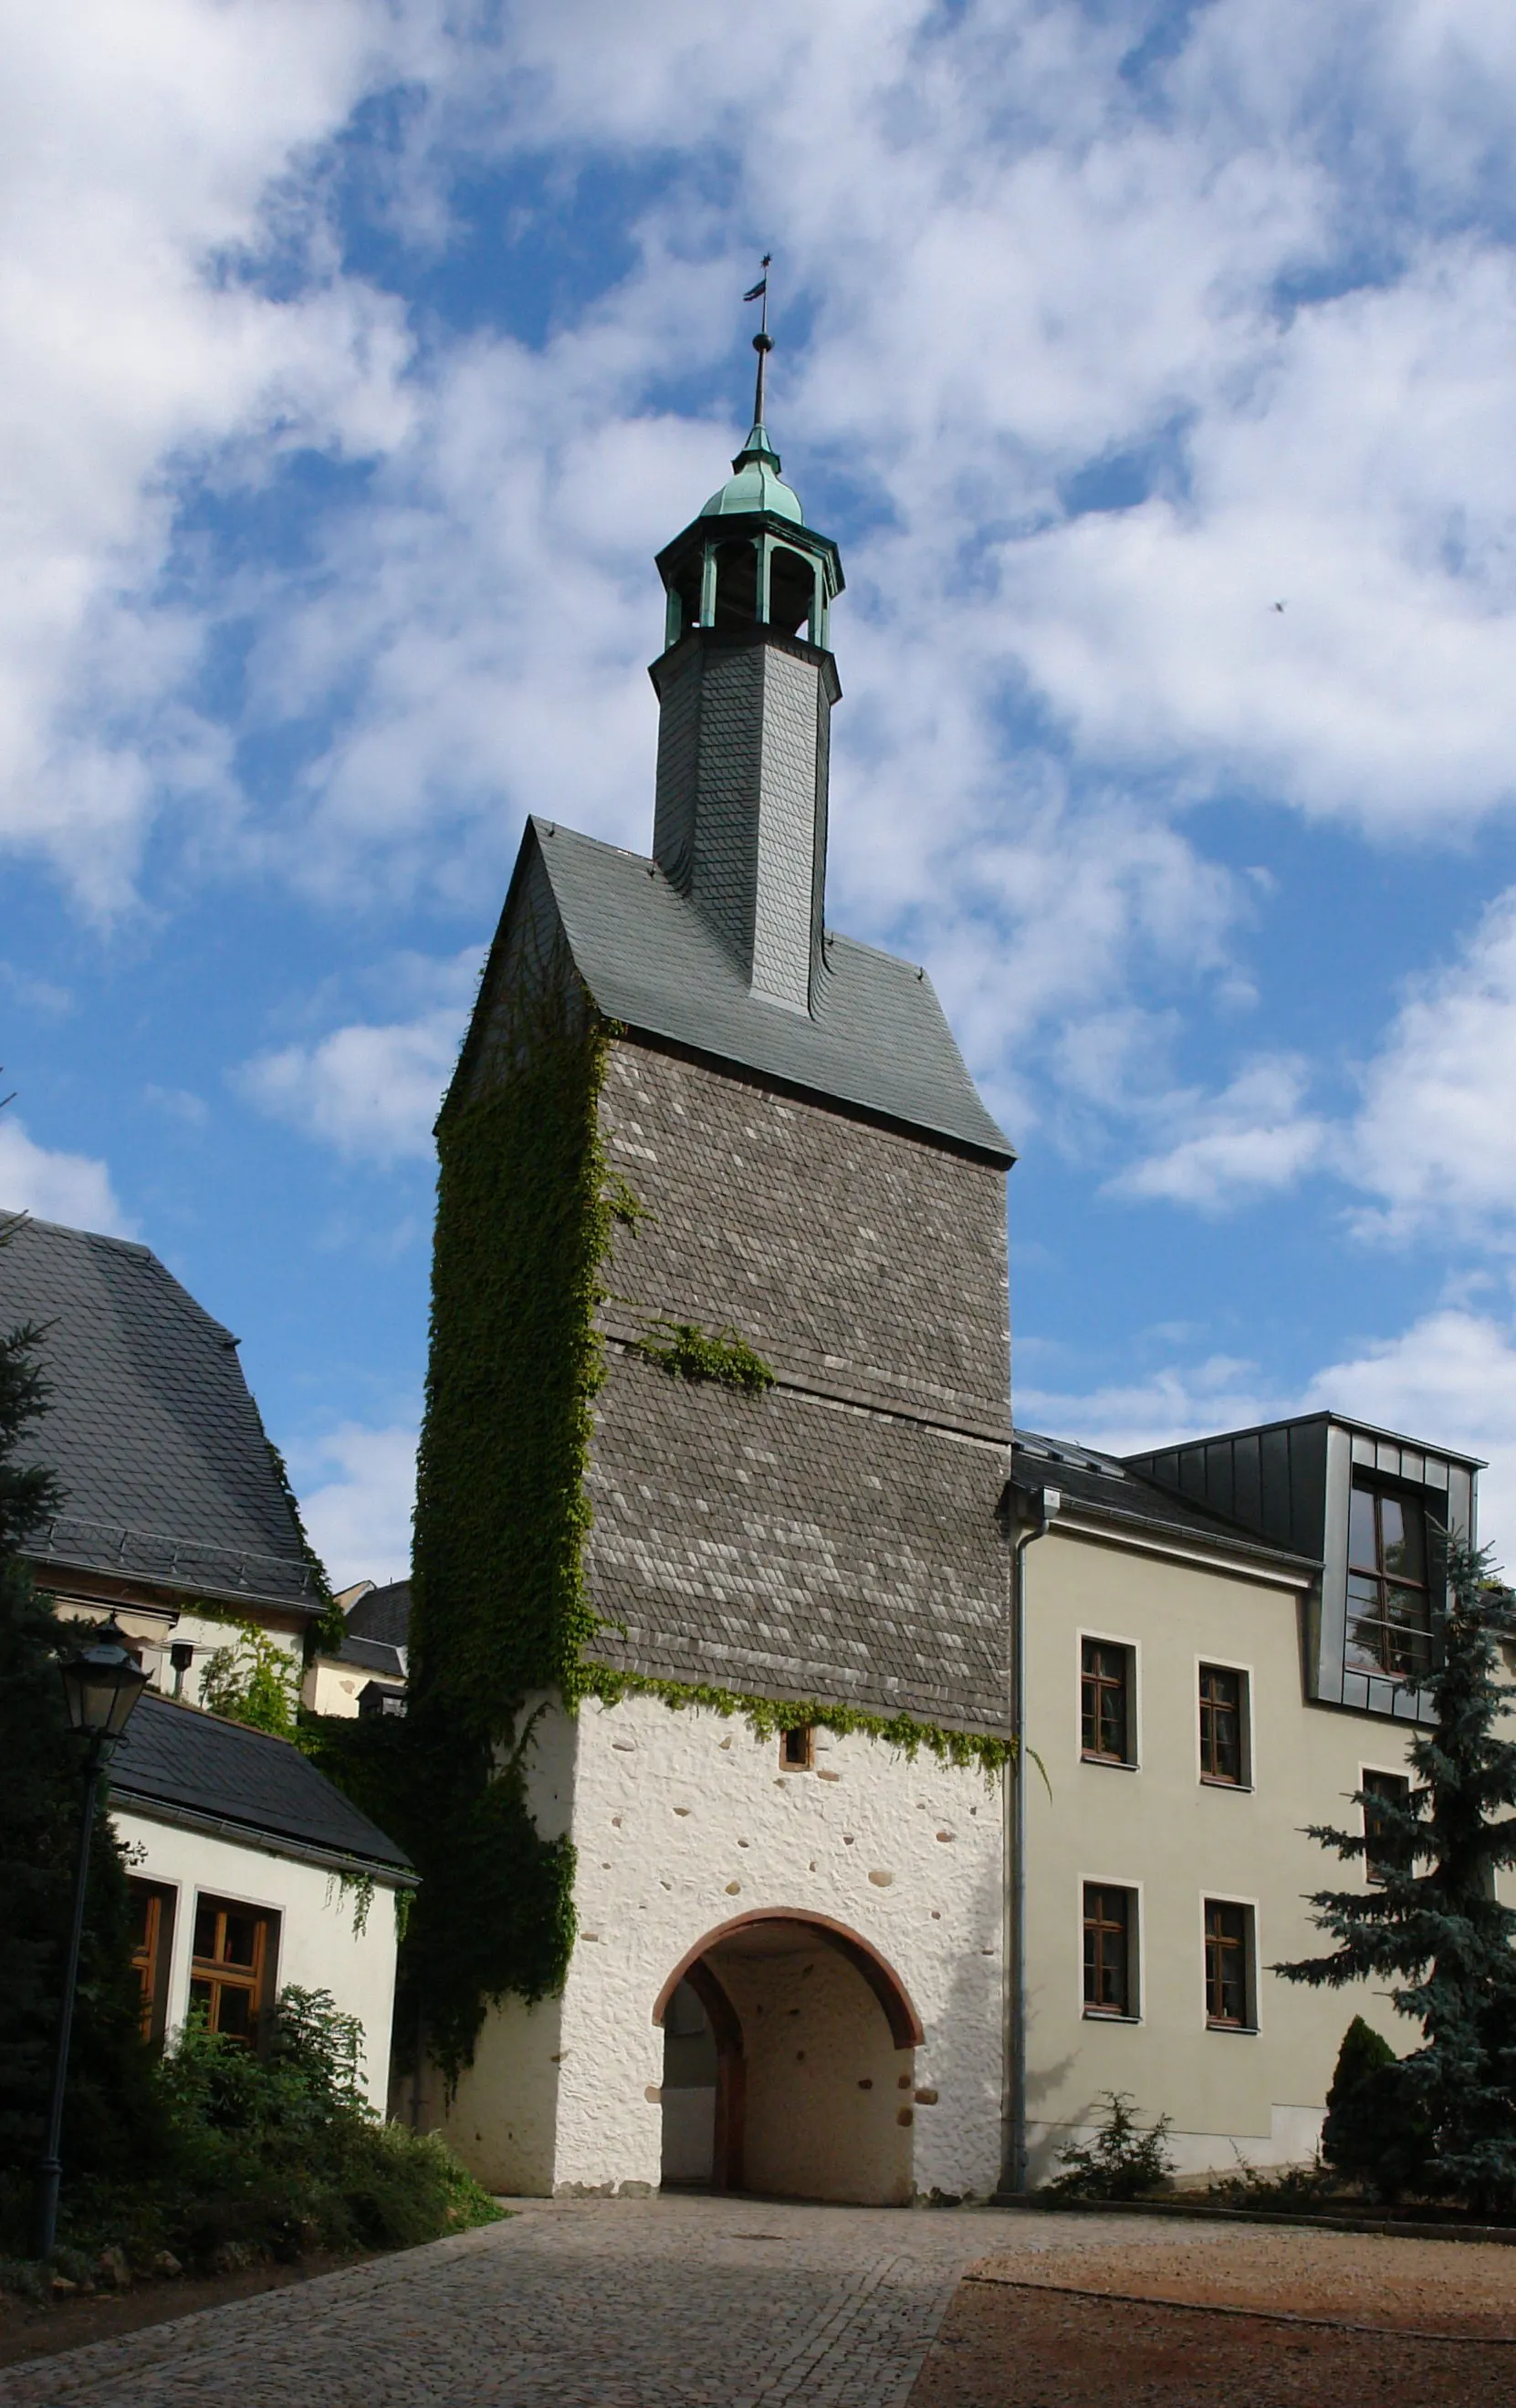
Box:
909;2221;1516;2408
0;2252;367;2370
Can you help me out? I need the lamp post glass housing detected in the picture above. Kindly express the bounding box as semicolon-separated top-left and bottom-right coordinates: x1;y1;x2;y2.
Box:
63;1621;151;1741
31;1619;149;2261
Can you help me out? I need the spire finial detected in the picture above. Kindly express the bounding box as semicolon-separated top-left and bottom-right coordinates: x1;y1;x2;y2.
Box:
744;253;774;429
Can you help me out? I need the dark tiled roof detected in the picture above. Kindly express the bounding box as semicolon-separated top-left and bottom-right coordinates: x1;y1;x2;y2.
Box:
0;1217;320;1611
1013;1430;1319;1569
345;1579;411;1651
587;1350;1010;1736
338;1632;404;1677
110;1692;411;1874
521;819;1012;1163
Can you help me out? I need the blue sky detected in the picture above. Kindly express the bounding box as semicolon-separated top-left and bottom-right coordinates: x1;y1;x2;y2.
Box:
7;0;1516;1580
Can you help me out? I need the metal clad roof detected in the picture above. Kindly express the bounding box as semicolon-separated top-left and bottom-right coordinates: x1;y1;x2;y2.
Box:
110;1692;412;1872
532;819;1013;1163
1013;1431;1320;1569
0;1216;319;1609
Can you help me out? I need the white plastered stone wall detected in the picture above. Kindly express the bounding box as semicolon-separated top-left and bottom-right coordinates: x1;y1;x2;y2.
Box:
433;1692;1004;2202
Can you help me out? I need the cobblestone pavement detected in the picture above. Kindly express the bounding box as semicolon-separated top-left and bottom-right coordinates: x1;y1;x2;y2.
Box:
0;2196;1179;2408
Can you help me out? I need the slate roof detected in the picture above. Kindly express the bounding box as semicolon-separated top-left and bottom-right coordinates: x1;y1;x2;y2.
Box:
110;1691;413;1875
345;1579;411;1652
0;1216;320;1611
338;1632;405;1678
523;818;1012;1163
1012;1430;1320;1571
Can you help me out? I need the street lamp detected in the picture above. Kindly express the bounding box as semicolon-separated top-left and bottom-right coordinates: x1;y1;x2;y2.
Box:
30;1618;150;2263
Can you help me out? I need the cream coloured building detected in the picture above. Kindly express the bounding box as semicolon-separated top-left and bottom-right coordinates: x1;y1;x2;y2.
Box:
1012;1415;1479;2182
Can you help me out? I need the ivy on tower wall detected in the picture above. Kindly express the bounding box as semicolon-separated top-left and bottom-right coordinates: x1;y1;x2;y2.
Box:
400;945;622;2084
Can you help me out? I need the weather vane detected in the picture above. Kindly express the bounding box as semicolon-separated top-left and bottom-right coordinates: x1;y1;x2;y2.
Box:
744;254;774;424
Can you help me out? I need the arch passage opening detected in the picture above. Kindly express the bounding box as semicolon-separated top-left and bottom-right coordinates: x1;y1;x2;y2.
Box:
654;1913;920;2206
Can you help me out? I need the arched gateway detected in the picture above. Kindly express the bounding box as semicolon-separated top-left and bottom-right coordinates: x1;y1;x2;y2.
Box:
653;1913;925;2206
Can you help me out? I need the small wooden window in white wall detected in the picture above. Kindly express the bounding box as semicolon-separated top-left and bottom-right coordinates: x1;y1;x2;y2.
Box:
1198;1664;1249;1787
1082;1883;1137;2019
190;1897;277;2044
1203;1899;1255;2030
779;1725;815;1770
1081;1640;1135;1765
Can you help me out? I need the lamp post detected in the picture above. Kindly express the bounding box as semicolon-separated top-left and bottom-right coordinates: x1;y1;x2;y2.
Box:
30;1618;150;2263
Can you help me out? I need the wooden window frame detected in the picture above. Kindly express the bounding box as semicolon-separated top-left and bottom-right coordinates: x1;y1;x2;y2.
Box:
190;1895;278;2046
1362;1767;1413;1884
127;1877;176;2047
1202;1896;1256;2031
779;1725;815;1772
1197;1662;1250;1788
1079;1637;1136;1768
1082;1881;1138;2020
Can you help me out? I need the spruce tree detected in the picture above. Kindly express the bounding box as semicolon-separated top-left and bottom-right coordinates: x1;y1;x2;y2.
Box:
1277;1539;1516;2213
0;1224;160;2226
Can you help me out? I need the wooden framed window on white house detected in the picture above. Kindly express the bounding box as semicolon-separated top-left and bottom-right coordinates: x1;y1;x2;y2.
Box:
190;1897;277;2043
1082;1883;1137;2019
127;1878;175;2047
1080;1640;1135;1766
779;1725;815;1770
1203;1899;1256;2030
1198;1664;1249;1787
1363;1769;1412;1883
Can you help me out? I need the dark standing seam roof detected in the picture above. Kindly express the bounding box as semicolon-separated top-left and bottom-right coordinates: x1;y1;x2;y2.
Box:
530;819;1013;1163
110;1692;412;1874
1013;1431;1320;1569
0;1216;319;1611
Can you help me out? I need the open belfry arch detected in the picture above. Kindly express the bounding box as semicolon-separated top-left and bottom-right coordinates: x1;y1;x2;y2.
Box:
406;287;1016;2204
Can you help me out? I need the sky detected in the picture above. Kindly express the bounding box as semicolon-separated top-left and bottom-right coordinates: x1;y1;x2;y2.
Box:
6;0;1516;1584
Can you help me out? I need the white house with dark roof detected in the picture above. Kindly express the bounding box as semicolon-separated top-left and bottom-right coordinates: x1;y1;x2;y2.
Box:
0;1214;412;2100
110;1693;413;2107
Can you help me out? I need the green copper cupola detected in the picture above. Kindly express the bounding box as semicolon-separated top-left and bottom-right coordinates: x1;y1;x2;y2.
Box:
653;293;843;651
648;285;845;1016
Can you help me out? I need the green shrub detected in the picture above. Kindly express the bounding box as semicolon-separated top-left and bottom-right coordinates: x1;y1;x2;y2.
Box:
200;1617;300;1736
1046;2091;1176;2203
1321;2014;1431;2201
0;1986;499;2275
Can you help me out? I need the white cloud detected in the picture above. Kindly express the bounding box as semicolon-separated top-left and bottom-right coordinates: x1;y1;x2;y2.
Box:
1302;1310;1516;1565
1347;889;1516;1246
1113;1057;1329;1211
237;947;476;1162
1016;1356;1273;1465
292;1420;416;1589
0;1118;130;1234
0;0;425;912
240;1008;462;1164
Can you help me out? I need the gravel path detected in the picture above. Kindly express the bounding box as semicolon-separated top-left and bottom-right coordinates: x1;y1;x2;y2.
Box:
909;2281;1516;2408
968;2219;1516;2337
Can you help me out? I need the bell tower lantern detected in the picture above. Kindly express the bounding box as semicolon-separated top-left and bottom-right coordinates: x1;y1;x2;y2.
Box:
648;281;845;1015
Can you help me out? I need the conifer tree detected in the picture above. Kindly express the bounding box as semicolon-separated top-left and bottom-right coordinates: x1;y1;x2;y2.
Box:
0;1221;159;2214
1277;1539;1516;2212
